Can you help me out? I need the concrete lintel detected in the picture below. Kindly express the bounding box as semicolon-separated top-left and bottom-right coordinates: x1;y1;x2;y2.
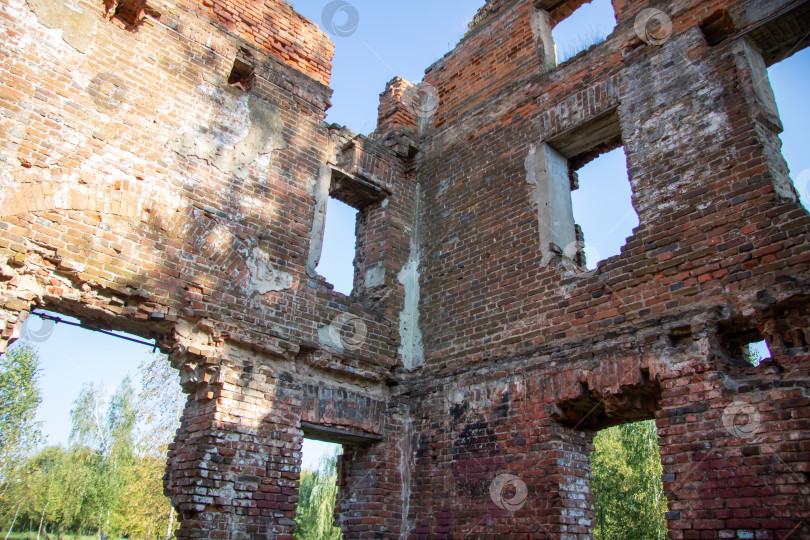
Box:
301;422;383;445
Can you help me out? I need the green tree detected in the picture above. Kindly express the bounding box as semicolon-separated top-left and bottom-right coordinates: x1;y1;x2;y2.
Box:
294;451;342;540
12;445;98;537
0;342;43;481
0;342;43;537
118;353;183;540
69;378;138;537
136;353;185;453
591;420;668;540
1;347;184;539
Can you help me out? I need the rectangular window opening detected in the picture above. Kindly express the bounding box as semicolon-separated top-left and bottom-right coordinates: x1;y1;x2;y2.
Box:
570;146;639;269
767;46;810;211
295;438;343;539
550;0;617;64
315;196;359;296
590;419;668;539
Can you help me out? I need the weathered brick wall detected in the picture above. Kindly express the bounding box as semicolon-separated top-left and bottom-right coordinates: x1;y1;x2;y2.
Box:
423;0;540;131
404;0;810;536
173;0;334;85
0;0;416;536
1;0;808;537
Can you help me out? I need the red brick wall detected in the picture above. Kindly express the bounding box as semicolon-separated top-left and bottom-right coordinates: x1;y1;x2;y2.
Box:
176;0;334;85
1;0;808;537
0;0;412;535
423;0;539;130
405;0;810;536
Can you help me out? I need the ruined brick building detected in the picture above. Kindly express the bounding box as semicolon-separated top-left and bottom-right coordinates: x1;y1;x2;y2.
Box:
1;0;809;535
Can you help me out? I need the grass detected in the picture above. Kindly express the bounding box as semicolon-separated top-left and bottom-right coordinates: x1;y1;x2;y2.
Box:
555;27;611;64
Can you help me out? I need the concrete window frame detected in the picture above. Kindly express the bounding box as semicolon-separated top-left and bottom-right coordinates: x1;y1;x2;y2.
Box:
307;166;389;297
529;108;624;267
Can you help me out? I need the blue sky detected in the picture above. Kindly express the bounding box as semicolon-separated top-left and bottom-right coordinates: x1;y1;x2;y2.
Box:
13;0;810;471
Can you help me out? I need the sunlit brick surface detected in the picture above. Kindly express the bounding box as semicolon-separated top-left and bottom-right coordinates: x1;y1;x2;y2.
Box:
1;0;808;537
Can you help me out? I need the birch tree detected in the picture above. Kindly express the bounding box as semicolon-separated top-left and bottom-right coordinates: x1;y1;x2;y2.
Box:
0;342;43;481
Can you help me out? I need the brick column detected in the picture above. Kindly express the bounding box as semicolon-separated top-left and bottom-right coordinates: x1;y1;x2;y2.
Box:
528;423;596;538
376;77;418;138
657;336;810;539
165;352;303;539
334;396;411;538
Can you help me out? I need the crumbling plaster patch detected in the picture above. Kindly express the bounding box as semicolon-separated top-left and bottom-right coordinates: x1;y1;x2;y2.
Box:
398;186;424;371
306;163;333;277
530;7;557;71
26;0;96;52
242;245;293;295
175;86;286;181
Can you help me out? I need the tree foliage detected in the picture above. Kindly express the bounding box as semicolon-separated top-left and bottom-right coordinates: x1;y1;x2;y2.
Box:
591;420;668;540
0;342;43;482
294;450;342;540
0;351;183;539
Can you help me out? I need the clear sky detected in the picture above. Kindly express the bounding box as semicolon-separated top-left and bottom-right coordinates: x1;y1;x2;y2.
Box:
20;312;155;447
11;0;810;472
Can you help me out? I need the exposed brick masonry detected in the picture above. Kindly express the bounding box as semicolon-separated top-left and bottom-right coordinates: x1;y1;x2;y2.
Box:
1;0;808;537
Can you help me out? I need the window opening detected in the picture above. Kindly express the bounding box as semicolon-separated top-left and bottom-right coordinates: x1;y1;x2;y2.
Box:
767;47;810;210
746;340;771;366
315;196;359;295
570;147;639;269
551;0;617;63
721;328;772;367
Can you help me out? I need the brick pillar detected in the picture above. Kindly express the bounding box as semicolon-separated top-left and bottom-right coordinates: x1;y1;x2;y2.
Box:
334;397;410;538
165;352;303;539
657;334;810;539
0;301;30;353
375;76;439;139
529;423;596;538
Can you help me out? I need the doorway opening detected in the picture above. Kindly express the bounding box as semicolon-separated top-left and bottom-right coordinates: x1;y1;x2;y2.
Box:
294;439;343;539
590;419;668;539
